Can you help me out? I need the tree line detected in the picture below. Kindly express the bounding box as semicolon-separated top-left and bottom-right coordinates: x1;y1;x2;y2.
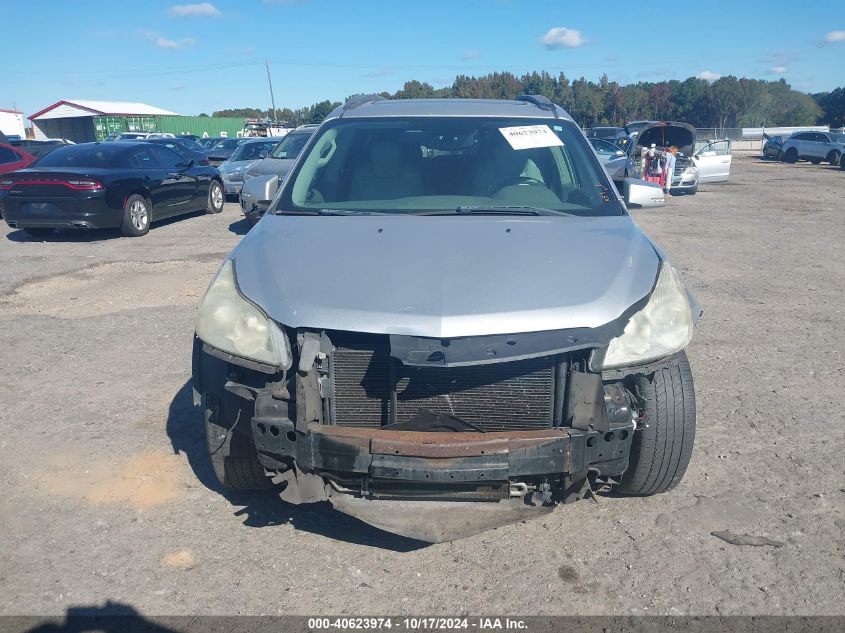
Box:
209;71;844;129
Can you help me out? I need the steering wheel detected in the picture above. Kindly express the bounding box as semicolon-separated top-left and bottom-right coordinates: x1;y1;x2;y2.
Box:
493;175;545;192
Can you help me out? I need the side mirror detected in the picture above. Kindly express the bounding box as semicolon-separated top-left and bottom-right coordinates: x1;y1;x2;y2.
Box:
615;150;625;157
623;177;665;209
240;174;279;213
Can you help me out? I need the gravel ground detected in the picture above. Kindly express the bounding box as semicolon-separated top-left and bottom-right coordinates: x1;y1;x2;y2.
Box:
0;157;843;618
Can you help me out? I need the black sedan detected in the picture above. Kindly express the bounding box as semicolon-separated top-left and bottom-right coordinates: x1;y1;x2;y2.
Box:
140;137;213;166
0;141;224;238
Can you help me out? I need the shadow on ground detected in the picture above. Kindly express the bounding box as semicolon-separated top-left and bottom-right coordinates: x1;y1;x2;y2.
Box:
165;380;427;552
4;211;208;243
227;218;251;236
20;601;179;633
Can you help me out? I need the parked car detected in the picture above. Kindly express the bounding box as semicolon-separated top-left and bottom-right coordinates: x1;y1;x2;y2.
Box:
0;143;36;175
217;137;280;197
780;131;844;165
240;124;318;224
762;135;786;160
606;122;700;194
195;95;702;543
587;126;626;140
624;120;654;136
207;137;252;166
605;123;732;193
198;137;223;149
9;139;70;158
589;137;626;165
0;141;223;237
141;137;212;166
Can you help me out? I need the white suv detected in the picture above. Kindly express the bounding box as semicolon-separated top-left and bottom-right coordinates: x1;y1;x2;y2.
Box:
781;131;844;166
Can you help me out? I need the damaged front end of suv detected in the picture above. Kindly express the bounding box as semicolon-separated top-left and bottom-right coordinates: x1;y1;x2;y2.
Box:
192;95;700;542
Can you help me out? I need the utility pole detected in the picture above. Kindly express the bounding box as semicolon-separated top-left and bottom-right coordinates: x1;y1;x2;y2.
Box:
265;59;277;121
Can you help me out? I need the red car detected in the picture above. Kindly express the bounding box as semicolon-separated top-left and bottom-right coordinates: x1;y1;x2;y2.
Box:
0;143;36;175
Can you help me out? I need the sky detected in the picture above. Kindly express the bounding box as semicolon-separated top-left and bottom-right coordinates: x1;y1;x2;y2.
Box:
1;0;843;119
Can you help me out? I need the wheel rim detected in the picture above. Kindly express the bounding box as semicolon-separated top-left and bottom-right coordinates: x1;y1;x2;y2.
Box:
211;184;223;209
129;200;148;230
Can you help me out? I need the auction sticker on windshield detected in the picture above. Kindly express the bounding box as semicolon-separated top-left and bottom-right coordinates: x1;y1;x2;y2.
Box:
499;125;564;150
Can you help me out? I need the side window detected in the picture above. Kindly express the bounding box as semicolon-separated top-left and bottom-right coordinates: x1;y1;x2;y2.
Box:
0;147;20;164
815;133;830;143
152;146;185;169
792;133;808;141
129;148;162;169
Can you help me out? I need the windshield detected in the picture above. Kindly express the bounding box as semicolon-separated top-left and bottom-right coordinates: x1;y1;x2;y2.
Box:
34;143;125;168
830;133;845;143
589;138;622;155
231;140;278;161
213;138;240;150
277;117;622;217
269;132;312;159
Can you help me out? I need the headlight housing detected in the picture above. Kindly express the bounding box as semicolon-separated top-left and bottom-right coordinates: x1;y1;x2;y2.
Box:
601;263;693;369
195;260;291;369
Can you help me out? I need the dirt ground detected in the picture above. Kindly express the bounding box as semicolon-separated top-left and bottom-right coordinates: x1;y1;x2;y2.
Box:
0;157;843;618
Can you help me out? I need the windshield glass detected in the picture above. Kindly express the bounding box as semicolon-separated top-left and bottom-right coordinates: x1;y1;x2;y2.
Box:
213;138;240;150
231;140;278;161
277;117;622;217
589;138;622;155
269;132;312;159
34;143;125;168
829;133;845;143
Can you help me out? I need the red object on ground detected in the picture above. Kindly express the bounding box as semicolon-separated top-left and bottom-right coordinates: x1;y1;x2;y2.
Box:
0;143;36;175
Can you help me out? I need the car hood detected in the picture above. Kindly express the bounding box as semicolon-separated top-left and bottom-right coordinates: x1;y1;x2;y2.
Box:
246;157;297;177
636;122;696;155
232;214;661;338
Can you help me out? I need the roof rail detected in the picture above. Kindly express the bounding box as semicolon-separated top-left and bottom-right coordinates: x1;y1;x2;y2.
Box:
341;94;386;114
515;94;559;117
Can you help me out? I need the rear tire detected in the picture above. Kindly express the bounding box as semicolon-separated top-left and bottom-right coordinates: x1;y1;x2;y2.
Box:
23;228;54;237
206;180;224;214
205;394;273;491
616;351;696;496
121;194;150;237
783;148;798;163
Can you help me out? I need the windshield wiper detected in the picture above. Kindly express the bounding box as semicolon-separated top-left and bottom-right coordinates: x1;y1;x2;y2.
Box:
421;206;573;217
275;208;383;216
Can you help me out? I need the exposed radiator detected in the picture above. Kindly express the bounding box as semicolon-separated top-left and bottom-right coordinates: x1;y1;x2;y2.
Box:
331;338;556;431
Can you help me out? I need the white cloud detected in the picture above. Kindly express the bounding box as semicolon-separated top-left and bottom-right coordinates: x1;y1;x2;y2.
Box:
768;65;787;74
139;29;196;49
169;3;221;17
462;49;480;60
696;70;721;82
539;27;586;50
822;30;845;44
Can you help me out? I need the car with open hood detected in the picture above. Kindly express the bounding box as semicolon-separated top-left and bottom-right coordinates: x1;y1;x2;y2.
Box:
193;96;701;542
605;121;732;194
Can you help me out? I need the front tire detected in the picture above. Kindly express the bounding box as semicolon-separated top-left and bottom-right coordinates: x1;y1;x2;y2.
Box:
121;194;150;236
205;394;273;491
827;151;841;166
616;351;696;496
206;180;224;214
783;148;798;163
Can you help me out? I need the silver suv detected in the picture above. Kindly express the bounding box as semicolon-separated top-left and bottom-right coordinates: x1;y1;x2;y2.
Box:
193;96;700;541
781;131;845;165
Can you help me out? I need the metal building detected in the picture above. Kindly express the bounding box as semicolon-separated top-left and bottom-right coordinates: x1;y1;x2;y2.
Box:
29;100;179;142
